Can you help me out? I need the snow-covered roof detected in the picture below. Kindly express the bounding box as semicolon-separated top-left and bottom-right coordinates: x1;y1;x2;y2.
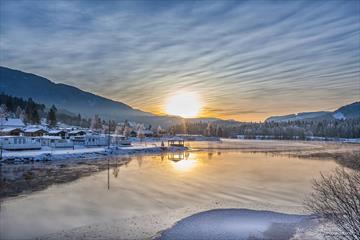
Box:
0;118;25;127
24;128;48;133
48;129;66;134
143;130;154;134
169;136;184;141
110;134;126;137
0;127;23;132
69;130;87;134
42;136;62;139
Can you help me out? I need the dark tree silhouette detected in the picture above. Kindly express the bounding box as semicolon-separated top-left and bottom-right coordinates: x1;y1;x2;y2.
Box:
47;105;57;127
306;168;360;240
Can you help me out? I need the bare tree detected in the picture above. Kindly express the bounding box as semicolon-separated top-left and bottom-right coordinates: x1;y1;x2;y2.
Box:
306;168;360;240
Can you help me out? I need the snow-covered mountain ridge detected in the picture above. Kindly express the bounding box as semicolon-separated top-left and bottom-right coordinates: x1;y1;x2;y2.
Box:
266;102;360;122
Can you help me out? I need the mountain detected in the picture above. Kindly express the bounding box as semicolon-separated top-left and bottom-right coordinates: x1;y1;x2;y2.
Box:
333;101;360;119
0;66;224;127
266;102;360;122
265;111;330;122
0;66;177;126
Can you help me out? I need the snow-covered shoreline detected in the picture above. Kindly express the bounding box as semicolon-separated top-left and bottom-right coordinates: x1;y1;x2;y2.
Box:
1;144;187;162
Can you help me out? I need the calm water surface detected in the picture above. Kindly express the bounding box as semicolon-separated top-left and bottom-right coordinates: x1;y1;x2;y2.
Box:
0;150;339;239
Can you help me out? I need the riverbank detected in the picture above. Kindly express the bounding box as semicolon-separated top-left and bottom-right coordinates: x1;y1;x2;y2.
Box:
1;144;186;162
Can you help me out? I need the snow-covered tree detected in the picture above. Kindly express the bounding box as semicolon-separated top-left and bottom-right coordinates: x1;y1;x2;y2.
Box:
137;124;145;140
123;126;131;137
47;105;57;128
157;125;163;135
114;124;123;135
15;106;22;118
90;115;102;130
0;104;8;118
19;110;26;123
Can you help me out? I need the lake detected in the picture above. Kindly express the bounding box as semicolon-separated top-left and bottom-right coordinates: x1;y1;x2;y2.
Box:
0;146;339;239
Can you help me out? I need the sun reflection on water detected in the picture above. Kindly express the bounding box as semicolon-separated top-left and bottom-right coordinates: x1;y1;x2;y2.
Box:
171;159;198;172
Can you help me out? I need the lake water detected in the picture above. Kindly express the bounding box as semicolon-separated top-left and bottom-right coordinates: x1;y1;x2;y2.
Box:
0;149;339;239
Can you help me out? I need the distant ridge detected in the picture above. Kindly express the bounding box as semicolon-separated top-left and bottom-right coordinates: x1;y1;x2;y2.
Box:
266;102;360;122
0;66;221;127
0;66;156;121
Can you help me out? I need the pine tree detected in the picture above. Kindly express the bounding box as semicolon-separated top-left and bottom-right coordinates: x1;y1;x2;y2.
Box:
32;108;40;124
47;105;57;127
77;114;81;126
0;104;8;118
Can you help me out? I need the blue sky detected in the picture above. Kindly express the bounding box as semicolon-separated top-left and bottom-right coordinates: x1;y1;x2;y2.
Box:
0;0;359;121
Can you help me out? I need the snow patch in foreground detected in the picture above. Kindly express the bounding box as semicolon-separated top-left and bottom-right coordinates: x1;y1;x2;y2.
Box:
157;209;318;240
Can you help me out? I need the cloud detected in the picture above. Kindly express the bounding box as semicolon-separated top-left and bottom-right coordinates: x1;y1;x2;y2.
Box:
0;0;359;121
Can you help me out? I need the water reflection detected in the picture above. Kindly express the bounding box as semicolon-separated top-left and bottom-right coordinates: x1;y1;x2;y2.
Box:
167;152;185;161
171;159;198;172
1;151;339;240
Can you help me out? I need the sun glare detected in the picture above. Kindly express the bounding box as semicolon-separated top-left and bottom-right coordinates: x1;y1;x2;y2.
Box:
165;92;202;118
171;160;198;172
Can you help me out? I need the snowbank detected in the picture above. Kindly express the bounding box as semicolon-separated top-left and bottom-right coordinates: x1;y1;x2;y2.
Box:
157;209;319;240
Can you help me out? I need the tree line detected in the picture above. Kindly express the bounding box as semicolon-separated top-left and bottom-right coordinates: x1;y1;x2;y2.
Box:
0;93;91;127
169;118;360;139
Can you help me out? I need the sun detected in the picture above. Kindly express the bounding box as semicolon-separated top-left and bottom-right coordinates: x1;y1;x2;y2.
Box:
165;91;202;118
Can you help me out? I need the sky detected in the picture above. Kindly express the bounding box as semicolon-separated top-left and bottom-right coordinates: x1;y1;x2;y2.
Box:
0;0;359;121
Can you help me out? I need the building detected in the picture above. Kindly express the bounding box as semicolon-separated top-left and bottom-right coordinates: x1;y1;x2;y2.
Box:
40;136;74;148
84;135;108;146
110;134;131;146
24;128;48;137
143;130;154;137
68;130;87;137
0;118;25;128
0;127;24;136
0;136;41;150
48;130;67;139
168;137;185;147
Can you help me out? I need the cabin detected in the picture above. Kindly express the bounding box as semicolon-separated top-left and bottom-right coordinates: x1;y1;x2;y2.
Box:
0;118;25;128
24;128;48;137
68;130;87;137
143;130;154;137
130;130;137;138
84;135;108;146
110;134;131;146
48;130;67;139
0;136;41;150
0;127;24;136
71;135;85;145
40;136;74;148
168;137;185;147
